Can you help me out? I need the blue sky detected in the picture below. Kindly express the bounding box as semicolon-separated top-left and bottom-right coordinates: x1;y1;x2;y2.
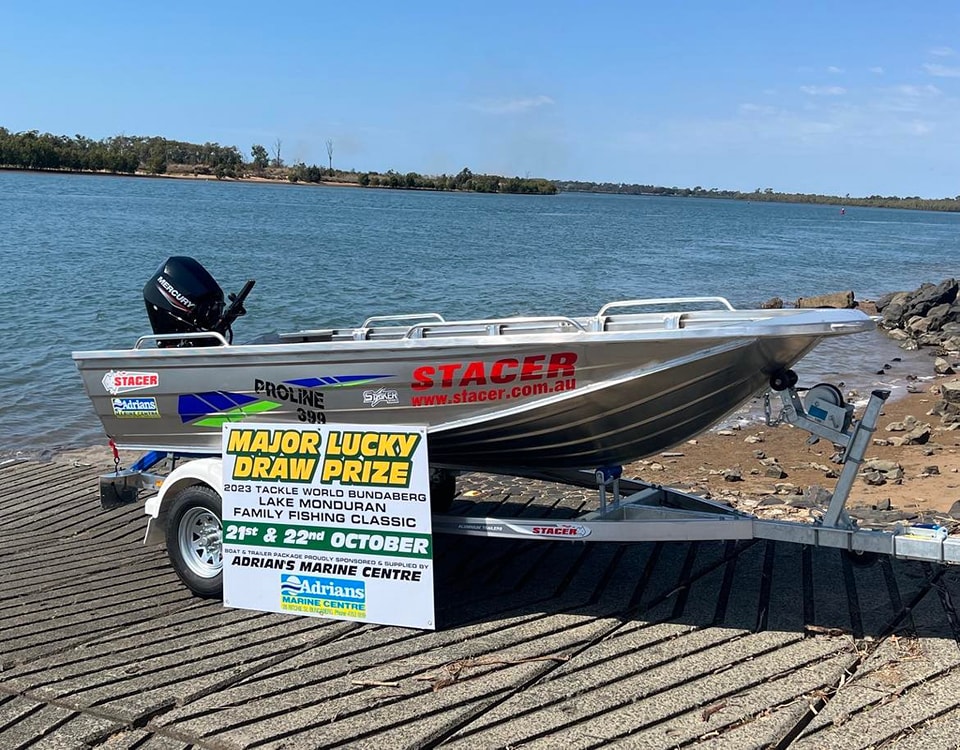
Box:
3;2;960;198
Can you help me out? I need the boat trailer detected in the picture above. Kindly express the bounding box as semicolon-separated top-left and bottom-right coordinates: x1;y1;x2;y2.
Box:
100;376;960;595
431;384;960;565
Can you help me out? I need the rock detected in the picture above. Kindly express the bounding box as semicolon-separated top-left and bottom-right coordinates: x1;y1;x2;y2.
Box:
902;279;958;320
925;302;954;331
941;380;960;404
761;297;784;309
862;470;886;486
864;459;901;472
941;335;960;352
753;450;766;460
875;291;904;312
903;426;932;445
920;465;940;476
949;500;960;520
928;399;958;417
744;434;764;444
852;508;918;525
882;293;910;327
886;415;918;432
906;315;932;335
873;498;892;511
804;485;833;505
796;290;855;309
764;464;787;479
773;482;797;495
717;429;736;436
934;357;955;375
722;468;742;482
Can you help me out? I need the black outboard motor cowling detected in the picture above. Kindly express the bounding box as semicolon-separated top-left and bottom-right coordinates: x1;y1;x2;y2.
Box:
143;257;225;341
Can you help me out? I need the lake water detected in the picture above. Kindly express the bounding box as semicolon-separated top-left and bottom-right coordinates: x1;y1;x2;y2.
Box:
1;170;956;459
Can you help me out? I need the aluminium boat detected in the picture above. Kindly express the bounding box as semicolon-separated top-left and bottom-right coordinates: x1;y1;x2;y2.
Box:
72;257;875;474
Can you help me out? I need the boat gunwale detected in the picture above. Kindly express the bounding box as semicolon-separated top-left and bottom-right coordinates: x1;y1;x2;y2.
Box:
71;308;874;362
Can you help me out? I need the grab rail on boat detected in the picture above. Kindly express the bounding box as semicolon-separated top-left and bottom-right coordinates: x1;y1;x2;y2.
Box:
596;297;737;318
134;331;230;349
360;312;447;328
401;316;587;340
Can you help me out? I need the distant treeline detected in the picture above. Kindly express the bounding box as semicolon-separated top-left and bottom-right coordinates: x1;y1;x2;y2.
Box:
0;128;555;195
553;182;960;212
0;128;243;177
3;126;955;207
354;167;555;194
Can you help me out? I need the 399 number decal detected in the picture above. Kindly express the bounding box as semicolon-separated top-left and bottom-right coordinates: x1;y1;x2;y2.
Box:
297;407;326;424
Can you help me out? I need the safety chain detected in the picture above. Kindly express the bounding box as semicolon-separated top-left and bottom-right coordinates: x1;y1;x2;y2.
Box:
109;439;121;474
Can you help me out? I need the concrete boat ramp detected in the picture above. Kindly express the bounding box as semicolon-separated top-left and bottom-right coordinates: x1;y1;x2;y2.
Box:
2;454;960;749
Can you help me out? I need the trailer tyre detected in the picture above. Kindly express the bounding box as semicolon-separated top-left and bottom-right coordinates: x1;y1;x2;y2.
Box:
844;549;880;568
165;484;224;599
429;469;457;514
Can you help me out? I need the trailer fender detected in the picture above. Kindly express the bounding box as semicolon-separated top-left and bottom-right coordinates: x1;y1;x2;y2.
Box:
144;458;224;546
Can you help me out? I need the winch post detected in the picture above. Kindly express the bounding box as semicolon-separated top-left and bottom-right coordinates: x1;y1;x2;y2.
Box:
821;389;889;529
772;386;891;531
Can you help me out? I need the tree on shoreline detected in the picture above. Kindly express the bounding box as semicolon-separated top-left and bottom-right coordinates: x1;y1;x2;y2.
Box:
251;144;269;175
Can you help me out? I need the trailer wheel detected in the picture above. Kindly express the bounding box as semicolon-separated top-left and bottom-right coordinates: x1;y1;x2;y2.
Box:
844;549;879;568
430;469;457;513
165;484;224;599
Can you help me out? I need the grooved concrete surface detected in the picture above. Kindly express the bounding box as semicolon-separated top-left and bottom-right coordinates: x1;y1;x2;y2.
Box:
1;455;960;749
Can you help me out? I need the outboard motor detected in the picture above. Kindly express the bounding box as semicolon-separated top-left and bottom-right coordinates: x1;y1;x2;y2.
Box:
143;257;254;346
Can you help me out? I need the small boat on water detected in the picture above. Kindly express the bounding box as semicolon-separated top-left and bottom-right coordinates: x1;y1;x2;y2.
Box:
72;257;875;476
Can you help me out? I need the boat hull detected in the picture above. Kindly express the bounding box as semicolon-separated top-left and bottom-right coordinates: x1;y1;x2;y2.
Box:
73;306;870;472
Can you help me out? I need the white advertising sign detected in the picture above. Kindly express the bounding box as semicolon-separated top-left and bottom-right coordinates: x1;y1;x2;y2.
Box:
220;422;434;629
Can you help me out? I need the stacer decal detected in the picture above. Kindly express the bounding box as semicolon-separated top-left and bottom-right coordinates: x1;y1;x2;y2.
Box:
411;352;577;390
102;370;159;395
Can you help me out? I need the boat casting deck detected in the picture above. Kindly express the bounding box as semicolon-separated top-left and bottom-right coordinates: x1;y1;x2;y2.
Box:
2;454;960;749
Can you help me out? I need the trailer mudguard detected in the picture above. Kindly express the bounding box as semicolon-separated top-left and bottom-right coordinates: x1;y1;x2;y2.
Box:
144;457;224;545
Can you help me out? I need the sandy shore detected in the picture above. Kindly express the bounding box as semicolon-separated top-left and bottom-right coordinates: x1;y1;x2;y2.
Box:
622;378;960;528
